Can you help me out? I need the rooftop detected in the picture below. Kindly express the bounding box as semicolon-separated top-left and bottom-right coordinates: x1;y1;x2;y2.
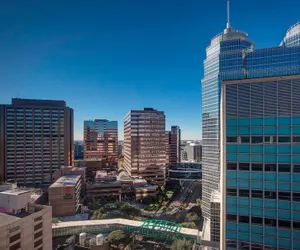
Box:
50;175;81;187
1;190;30;196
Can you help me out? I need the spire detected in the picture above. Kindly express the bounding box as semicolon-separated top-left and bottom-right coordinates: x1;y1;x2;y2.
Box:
227;0;230;29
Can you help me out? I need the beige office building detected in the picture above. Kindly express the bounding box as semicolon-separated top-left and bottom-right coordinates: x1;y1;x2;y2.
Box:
124;108;166;186
0;190;52;250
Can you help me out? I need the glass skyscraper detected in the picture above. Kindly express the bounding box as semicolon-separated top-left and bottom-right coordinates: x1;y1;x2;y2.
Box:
202;21;253;221
220;23;300;250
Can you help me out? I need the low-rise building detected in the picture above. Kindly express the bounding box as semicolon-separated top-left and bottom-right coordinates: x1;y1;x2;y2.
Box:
86;181;122;203
49;175;82;217
0;190;52;250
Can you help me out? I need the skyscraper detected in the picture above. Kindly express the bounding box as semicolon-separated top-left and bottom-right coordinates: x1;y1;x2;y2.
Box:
0;98;73;185
169;126;181;163
220;23;300;250
124;108;166;186
165;126;181;163
201;0;253;222
83;119;118;166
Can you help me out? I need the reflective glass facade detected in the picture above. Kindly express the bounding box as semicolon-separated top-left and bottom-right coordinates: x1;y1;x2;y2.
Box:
281;22;300;47
202;29;253;219
222;45;300;249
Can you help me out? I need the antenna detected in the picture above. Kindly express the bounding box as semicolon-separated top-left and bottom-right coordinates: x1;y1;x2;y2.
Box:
227;0;231;28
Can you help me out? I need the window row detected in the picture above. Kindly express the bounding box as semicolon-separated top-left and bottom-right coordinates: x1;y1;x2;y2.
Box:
227;136;300;144
227;162;300;172
227;214;300;229
227;188;300;201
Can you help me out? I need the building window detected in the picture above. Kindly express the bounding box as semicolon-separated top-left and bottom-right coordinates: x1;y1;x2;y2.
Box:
264;136;271;143
227;136;237;143
252;136;263;144
265;191;276;199
9;233;21;243
227;189;237;196
239;163;250;171
34;230;43;239
227;214;237;222
252;164;263;171
278;220;291;229
34;216;42;222
278;192;291;201
239;189;249;197
278;136;290;143
240;136;250;143
9;242;20;250
34;239;43;248
252;190;263;198
34;223;43;231
251;216;263;225
265;218;276;227
278;164;290;172
293;136;300;143
239;216;249;223
227;163;237;170
294;165;300;173
265;164;277;172
293;193;300;202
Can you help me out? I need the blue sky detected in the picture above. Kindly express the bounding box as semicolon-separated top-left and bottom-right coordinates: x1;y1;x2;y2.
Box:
0;0;299;140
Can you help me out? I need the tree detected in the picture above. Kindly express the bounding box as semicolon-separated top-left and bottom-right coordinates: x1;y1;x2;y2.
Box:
186;212;199;222
120;205;141;219
181;222;197;229
171;239;193;250
52;217;59;224
108;230;126;247
90;208;107;220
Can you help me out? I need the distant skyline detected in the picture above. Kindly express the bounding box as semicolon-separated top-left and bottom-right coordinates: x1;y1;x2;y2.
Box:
0;0;299;140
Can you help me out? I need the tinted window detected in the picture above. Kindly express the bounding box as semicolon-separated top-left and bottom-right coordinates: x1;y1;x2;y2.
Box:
279;164;290;172
293;193;300;202
252;190;263;198
265;164;276;172
251;216;263;225
294;165;300;173
239;163;250;171
227;189;237;196
278;192;290;200
227;163;237;170
293;136;300;143
265;218;276;227
227;214;237;222
278;220;291;229
252;136;263;144
264;136;271;143
252;164;263;171
227;136;237;143
239;215;249;223
239;189;249;197
265;191;276;199
278;136;290;143
241;136;250;143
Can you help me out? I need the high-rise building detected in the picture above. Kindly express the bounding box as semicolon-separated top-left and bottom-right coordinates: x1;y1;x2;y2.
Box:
83;119;118;166
74;141;84;160
0;98;73;186
0;190;52;249
281;22;300;47
201;0;253;223
220;22;300;250
181;143;202;162
124;108;166;186
169;126;181;163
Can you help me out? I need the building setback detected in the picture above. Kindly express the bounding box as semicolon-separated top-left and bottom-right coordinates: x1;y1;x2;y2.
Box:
84;119;118;166
124;108;166;186
0;98;73;185
220;22;300;249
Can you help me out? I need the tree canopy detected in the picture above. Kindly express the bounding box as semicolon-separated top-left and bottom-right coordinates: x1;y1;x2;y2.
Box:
108;230;126;245
171;238;193;250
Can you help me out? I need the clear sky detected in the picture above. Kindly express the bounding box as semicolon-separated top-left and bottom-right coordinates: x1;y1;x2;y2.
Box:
0;0;299;140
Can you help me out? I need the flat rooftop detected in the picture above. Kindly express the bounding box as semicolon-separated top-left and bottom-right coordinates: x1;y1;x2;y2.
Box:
0;213;20;227
1;190;30;195
50;175;81;187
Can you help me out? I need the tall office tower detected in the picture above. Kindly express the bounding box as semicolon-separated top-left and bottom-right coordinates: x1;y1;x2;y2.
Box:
281;22;300;47
220;23;300;250
201;0;253;223
74;141;84;160
0;99;73;185
165;131;171;164
169;126;181;163
83;119;118;166
124;108;166;186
